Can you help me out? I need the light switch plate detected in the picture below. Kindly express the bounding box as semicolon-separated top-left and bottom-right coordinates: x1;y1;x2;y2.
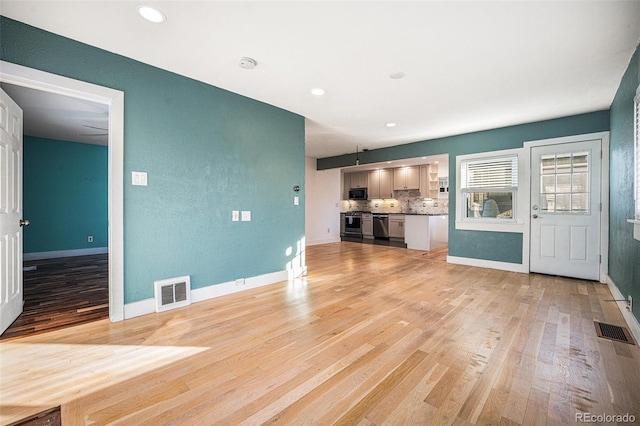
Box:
232;210;239;222
241;211;251;221
294;196;299;206
132;171;148;186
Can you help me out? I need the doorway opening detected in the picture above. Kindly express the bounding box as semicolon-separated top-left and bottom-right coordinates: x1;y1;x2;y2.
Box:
0;83;110;340
524;132;609;282
0;61;124;338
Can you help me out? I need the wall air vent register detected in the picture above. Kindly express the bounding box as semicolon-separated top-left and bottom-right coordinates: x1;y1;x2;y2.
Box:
154;275;191;313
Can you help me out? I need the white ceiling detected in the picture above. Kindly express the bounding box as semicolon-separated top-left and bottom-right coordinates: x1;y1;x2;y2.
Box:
2;1;639;158
0;83;109;146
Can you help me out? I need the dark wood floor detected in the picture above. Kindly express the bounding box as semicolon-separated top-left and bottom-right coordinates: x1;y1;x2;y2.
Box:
0;253;109;341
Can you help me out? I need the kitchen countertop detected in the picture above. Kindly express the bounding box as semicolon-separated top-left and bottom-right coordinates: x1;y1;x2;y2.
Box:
394;212;448;216
341;211;448;216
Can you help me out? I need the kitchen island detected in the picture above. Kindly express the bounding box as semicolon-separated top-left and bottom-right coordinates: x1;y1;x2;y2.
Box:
404;214;448;251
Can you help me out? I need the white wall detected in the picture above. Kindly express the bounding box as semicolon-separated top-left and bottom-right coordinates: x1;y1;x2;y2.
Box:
305;156;341;246
437;159;449;178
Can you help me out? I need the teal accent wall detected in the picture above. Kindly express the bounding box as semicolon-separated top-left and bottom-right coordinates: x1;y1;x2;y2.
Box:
1;17;305;304
609;44;640;321
23;136;107;253
318;111;610;264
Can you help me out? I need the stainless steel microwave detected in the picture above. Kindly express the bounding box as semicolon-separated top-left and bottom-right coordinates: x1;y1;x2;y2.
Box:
348;188;367;200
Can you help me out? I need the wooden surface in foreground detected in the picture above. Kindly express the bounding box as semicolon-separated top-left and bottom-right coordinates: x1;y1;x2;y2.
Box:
1;243;639;425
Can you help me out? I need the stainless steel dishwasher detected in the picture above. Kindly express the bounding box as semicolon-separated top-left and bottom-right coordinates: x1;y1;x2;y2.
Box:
373;214;389;239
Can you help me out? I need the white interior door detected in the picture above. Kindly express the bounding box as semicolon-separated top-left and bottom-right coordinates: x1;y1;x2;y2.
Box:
530;139;601;280
0;88;24;335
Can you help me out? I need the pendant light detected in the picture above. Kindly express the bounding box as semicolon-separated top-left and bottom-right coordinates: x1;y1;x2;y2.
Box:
355;145;360;166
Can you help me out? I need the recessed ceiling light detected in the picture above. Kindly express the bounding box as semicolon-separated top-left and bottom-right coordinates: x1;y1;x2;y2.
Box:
434;161;440;164
390;72;405;80
138;5;166;23
386;122;396;128
311;88;325;96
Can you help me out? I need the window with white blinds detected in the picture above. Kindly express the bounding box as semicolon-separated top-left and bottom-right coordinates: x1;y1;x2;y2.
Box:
635;90;640;220
460;155;518;191
459;154;519;221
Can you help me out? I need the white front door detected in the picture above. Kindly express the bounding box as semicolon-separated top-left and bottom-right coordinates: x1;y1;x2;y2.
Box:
530;139;602;280
0;88;24;335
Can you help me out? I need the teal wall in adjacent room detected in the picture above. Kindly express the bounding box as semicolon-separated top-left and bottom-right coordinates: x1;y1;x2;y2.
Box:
1;17;306;304
609;44;640;321
23;136;107;253
318;111;610;264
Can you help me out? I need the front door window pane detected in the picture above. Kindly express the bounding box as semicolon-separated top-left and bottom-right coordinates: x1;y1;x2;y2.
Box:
538;150;590;214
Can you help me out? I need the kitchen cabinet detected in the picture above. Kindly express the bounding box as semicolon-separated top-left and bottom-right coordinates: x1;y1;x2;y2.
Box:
367;169;394;199
343;171;368;199
405;215;448;251
348;171;368;189
389;215;405;240
419;164;439;199
362;213;373;239
342;173;351;199
393;166;420;190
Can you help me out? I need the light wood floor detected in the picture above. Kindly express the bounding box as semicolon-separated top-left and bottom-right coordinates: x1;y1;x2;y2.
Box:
1;242;639;425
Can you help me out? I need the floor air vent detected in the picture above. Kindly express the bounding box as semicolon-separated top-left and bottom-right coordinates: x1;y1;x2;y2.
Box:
594;321;635;345
154;276;191;313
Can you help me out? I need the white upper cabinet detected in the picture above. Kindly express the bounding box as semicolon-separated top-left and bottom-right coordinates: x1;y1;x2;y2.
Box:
393;166;420;190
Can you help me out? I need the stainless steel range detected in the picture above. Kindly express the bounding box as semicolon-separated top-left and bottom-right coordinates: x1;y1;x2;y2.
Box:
343;211;363;238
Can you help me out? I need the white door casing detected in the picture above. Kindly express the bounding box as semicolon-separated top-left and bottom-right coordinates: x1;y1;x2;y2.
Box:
0;88;24;335
0;61;125;322
530;139;602;280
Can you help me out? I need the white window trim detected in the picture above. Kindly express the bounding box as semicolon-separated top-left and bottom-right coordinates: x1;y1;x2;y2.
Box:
455;147;526;233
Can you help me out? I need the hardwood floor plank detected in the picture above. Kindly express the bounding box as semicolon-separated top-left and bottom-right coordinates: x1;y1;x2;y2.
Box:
1;243;639;425
1;254;109;341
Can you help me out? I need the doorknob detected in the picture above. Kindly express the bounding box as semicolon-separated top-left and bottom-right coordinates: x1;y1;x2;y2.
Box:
532;214;539;219
19;219;30;227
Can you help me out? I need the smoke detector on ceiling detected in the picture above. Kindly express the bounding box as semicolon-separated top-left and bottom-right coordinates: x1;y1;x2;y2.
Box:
239;57;257;70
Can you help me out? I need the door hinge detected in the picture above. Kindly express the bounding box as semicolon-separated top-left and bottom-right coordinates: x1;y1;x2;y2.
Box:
600;150;603;159
600;202;602;212
599;255;602;264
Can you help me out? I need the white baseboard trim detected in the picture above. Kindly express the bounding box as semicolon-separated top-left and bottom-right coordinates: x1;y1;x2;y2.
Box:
447;255;527;273
305;237;341;246
123;298;155;320
124;269;290;320
24;247;108;261
605;275;640;344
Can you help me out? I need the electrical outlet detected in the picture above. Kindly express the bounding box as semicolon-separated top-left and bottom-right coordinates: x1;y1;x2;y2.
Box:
628;295;633;312
88;235;93;243
232;210;239;221
235;278;245;286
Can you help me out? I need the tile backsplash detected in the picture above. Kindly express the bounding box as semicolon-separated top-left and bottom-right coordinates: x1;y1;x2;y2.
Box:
342;190;449;215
